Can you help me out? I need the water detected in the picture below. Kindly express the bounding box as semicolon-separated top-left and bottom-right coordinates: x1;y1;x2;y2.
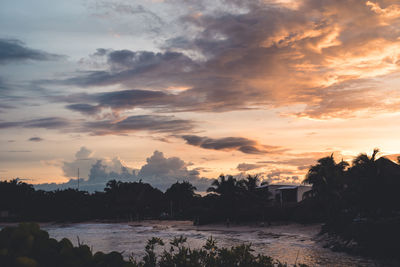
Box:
34;221;394;266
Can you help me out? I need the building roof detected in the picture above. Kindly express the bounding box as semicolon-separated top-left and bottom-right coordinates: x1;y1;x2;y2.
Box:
256;184;311;189
277;186;298;190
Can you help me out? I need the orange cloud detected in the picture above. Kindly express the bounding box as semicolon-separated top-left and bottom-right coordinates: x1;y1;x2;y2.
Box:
54;0;400;120
367;1;400;20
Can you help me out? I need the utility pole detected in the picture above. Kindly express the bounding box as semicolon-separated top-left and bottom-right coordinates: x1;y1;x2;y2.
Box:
77;168;80;191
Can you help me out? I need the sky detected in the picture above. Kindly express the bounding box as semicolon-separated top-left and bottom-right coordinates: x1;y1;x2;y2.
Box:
1;0;400;191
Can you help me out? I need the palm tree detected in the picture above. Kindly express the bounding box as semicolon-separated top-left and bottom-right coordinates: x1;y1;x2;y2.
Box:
243;175;259;192
303;154;348;201
351;148;379;169
207;175;242;196
207;175;244;221
303;154;349;221
165;181;198;215
104;179;122;193
347;148;382;216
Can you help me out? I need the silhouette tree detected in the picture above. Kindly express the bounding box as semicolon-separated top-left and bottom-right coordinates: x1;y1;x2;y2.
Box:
303;154;348;220
206;175;244;220
207;175;243;195
165;181;198;217
347;148;400;217
243;175;259;192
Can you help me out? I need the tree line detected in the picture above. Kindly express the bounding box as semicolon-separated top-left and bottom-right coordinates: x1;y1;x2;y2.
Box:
0;175;274;224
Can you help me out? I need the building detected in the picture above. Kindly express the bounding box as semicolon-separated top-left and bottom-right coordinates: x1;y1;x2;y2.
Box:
257;184;312;205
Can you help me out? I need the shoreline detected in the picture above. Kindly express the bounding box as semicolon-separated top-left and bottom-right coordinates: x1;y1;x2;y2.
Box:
3;220;397;266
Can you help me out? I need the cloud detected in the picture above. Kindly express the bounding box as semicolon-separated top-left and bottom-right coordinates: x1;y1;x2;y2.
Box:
0;103;15;112
182;135;280;154
36;148;211;192
0;114;193;136
0;39;63;63
65;104;101;115
28;137;43;142
0;77;8;92
83;115;195;135
0;117;70;129
51;146;137;191
88;1;164;34
75;146;93;159
62;147;99;180
137;150;210;190
366;1;400;20
63;50;195;88
236;163;266;171
59;89;174;116
51;0;400;118
262;169;299;184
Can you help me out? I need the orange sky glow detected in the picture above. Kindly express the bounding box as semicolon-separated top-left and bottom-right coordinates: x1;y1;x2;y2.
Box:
1;0;400;190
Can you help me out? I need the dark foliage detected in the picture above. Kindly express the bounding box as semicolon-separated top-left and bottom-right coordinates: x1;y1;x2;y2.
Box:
0;223;307;267
302;149;400;258
0;175;273;223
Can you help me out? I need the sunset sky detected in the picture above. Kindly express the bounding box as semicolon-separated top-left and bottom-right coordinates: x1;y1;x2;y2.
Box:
1;0;400;190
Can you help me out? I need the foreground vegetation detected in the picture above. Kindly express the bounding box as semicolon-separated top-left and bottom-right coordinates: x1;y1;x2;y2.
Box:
0;223;306;267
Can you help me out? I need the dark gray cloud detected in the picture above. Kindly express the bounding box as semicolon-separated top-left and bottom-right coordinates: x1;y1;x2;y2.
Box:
63;50;195;88
0;113;193;136
182;135;278;154
0;77;7;91
96;89;171;110
24;117;69;129
0;117;70;129
0;103;15;110
59;89;173;115
66;103;101;115
0;78;17;109
83;115;194;135
28;137;43;142
0;39;63;63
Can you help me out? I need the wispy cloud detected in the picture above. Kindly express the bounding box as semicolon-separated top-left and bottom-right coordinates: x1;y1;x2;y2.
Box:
83;115;195;135
28;137;43;142
0;117;70;129
0;39;63;63
182;135;281;154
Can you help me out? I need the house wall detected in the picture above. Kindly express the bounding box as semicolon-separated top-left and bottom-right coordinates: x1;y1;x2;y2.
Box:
297;186;312;202
260;184;312;203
